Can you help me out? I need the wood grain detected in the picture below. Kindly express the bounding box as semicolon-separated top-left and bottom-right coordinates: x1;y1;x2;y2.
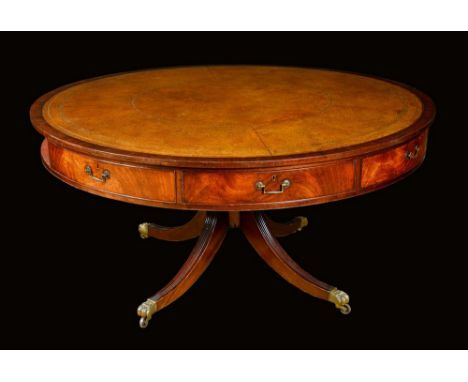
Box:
182;161;355;205
144;211;206;241
146;212;228;312
264;214;308;238
42;135;429;211
46;140;176;203
241;212;333;301
361;131;427;188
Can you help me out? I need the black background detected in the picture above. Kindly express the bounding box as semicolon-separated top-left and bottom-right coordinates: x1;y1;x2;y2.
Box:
1;33;466;349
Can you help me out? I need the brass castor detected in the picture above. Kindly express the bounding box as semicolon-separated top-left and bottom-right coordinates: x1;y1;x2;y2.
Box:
328;288;351;315
139;317;150;329
295;216;308;231
138;223;149;239
339;303;351;315
137;299;157;329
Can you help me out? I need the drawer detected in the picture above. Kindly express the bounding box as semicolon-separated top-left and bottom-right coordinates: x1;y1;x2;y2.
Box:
361;131;427;189
46;142;176;203
182;161;355;205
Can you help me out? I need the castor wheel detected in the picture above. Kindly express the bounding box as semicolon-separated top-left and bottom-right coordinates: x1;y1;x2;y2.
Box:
139;316;150;329
339;304;351;315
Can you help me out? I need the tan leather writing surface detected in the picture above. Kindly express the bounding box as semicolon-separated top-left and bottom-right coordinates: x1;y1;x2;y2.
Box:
43;66;423;158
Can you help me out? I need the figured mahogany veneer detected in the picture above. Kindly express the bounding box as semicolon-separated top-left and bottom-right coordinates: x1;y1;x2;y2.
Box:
361;130;428;189
181;161;355;207
31;66;435;327
41;131;428;211
42;140;176;204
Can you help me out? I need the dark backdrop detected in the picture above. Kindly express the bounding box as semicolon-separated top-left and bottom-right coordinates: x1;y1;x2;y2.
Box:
1;33;466;349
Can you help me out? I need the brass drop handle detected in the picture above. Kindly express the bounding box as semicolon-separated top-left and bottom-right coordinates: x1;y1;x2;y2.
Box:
85;165;110;183
405;144;420;160
256;178;291;194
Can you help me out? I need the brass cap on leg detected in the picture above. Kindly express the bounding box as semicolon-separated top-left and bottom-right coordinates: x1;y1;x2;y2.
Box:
138;223;149;239
137;298;158;328
296;216;308;231
328;288;351;315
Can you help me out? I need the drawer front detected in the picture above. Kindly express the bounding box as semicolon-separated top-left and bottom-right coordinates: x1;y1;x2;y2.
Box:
182;161;355;205
47;142;176;202
361;131;427;189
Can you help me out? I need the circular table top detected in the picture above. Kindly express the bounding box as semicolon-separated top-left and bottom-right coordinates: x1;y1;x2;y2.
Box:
35;66;431;164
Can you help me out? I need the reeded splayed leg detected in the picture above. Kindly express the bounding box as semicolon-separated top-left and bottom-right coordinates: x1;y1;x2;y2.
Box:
240;211;351;314
264;214;308;238
137;212;228;328
138;211;206;242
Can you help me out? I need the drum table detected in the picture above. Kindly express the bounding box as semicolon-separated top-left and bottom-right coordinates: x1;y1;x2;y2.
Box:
31;66;435;328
